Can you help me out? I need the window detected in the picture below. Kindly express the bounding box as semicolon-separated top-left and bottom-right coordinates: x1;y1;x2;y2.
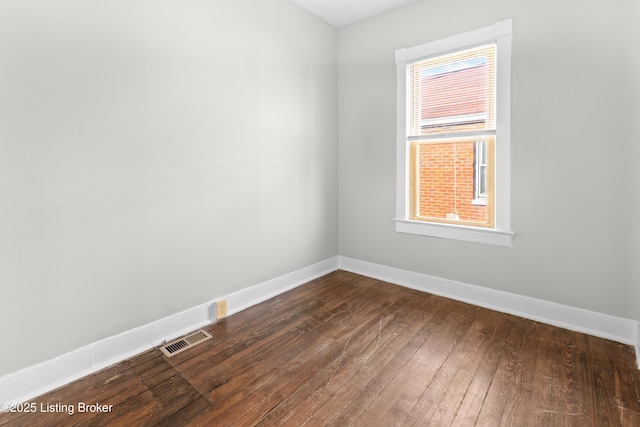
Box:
395;19;514;246
473;141;487;205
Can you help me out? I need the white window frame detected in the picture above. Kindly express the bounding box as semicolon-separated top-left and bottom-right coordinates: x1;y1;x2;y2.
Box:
394;19;514;247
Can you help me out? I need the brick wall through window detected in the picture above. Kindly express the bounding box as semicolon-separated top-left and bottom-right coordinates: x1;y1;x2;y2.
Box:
417;142;487;223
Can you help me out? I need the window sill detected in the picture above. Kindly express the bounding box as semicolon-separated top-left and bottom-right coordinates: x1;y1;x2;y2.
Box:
394;218;514;247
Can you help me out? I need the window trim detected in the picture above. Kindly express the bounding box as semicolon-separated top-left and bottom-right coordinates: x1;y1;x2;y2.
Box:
394;19;514;247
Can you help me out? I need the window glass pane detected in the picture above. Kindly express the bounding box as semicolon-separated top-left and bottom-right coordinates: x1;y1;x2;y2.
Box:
412;138;494;227
478;166;486;196
409;44;495;137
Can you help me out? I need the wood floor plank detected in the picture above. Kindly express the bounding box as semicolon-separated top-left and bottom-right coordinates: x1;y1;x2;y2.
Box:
72;390;158;427
262;291;443;426
554;327;593;426
328;299;478;426
1;270;638;427
197;278;404;423
183;276;400;426
428;310;513;426
449;315;517;426
498;321;551;426
152;397;212;427
0;361;147;427
473;315;537;426
605;339;640;426
355;304;482;426
529;324;563;426
195;320;350;426
398;306;506;426
587;334;623;426
194;280;393;405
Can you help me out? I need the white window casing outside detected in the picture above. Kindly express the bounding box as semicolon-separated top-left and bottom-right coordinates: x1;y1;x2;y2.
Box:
395;19;514;247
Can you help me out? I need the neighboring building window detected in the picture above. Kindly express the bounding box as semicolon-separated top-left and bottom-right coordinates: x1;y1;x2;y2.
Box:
473;140;487;205
395;19;514;246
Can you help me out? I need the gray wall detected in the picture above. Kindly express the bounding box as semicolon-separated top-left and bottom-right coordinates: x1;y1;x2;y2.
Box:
0;0;338;377
338;0;640;321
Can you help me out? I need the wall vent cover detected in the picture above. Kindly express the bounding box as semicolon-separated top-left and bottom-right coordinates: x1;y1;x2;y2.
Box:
159;330;212;357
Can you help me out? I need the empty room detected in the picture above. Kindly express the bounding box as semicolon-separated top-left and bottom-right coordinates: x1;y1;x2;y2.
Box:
1;0;639;425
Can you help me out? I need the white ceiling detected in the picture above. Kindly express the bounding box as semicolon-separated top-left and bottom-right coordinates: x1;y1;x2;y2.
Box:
289;0;418;28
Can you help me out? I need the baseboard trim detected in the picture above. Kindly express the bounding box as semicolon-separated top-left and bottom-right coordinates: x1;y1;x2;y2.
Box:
0;256;340;405
339;256;638;348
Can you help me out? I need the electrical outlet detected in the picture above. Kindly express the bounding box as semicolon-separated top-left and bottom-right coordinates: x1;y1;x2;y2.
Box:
216;299;227;319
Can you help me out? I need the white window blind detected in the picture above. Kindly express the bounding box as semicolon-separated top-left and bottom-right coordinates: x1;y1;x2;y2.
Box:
408;44;496;138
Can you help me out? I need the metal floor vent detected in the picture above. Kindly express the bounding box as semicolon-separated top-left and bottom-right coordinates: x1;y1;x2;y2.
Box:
159;330;212;357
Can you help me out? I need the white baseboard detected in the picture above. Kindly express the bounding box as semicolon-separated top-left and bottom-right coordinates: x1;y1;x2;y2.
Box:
339;256;639;348
0;256;340;406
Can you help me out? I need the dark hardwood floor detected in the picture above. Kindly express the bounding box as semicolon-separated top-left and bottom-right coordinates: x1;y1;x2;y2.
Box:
1;270;639;426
